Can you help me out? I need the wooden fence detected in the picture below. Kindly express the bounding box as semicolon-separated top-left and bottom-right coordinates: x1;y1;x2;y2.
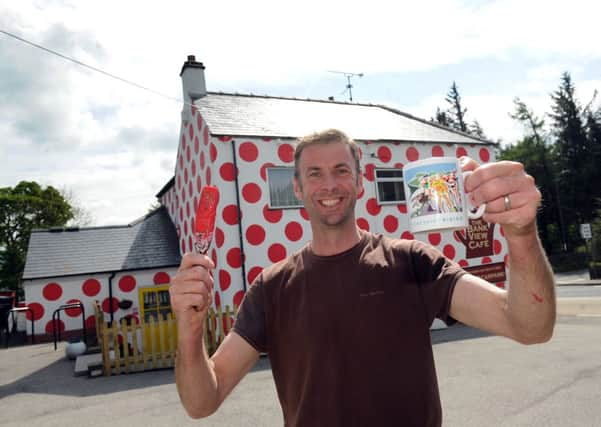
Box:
93;302;236;376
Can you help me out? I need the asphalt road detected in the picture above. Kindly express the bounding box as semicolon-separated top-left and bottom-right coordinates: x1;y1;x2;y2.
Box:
1;313;600;427
556;284;601;298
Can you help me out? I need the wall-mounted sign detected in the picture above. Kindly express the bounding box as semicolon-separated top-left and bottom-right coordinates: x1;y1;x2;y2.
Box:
454;218;495;259
464;262;507;283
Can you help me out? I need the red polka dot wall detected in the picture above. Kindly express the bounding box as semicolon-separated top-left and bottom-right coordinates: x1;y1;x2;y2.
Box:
161;117;509;313
23;268;178;340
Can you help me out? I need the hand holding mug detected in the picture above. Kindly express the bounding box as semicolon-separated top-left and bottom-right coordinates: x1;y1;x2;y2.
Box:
460;157;541;238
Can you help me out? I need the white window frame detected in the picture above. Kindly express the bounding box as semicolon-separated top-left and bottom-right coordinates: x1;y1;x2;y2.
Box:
374;168;405;205
266;167;303;209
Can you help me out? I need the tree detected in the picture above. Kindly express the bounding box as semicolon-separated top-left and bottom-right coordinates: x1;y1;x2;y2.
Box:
446;81;468;133
0;181;74;297
503;98;566;252
548;72;594;224
60;187;95;227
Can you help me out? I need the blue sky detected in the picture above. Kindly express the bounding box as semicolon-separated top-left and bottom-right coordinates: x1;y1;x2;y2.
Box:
1;0;600;225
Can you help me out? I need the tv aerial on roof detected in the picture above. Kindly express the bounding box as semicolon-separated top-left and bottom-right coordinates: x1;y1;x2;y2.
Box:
328;70;364;102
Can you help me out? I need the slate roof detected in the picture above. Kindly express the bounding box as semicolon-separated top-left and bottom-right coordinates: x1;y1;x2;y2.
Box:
195;92;491;145
22;206;181;281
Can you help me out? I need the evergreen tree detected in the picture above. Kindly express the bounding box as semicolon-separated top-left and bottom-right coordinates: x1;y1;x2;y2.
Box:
469;120;486;139
506;98;566;252
548;72;595;225
446;81;468;132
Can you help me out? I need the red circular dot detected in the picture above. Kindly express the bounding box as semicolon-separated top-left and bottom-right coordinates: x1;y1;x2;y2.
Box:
219;270;231;291
200;151;206;169
278;144;294;163
456;147;468;158
357;217;370;231
432;146;444;157
211;249;217;267
366;198;381;216
227;247;242;268
233;290;245;308
260;162;275;182
377;146;392;163
65;299;82;317
181;240;186;254
26;302;44;321
188;180;194;199
364;164;375;181
203;127;209;145
188;236;194;253
210;143;218;162
43;282;62;301
263;204;283;223
188;123;194;140
383;215;398;233
300;208;309;221
153;272;170;285
102;297;120;314
401;231;414;240
458;259;469;267
239;142;259;162
394;162;404;169
500;226;505;237
482;256;492;264
428;233;442;246
220;162;236;181
494;239;502;255
247;266;263;284
215;227;225;248
406;147;419;161
82;279;101;297
186;144;191;162
397;204;407;214
196;114;203;132
246;224;266;245
184;167;189;184
190;159;197;177
197;175;202;192
479;148;490;162
206;167;212;185
214;291;221;308
223;204;240;225
85;315;96;331
268;243;287;263
119;275;136;292
218;136;232;142
285;221;303;241
242;183;262;203
46;319;64;334
443;244;456;260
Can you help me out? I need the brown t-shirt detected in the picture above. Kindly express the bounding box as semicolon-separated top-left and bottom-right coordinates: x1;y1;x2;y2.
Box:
233;231;466;427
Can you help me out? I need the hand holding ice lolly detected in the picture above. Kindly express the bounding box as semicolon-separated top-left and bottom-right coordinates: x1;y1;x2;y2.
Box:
194;185;220;255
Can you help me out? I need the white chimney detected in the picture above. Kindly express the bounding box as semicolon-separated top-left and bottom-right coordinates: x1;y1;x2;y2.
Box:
180;55;206;105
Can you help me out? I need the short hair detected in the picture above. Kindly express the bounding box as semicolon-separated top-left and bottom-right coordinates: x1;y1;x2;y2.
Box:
293;129;361;179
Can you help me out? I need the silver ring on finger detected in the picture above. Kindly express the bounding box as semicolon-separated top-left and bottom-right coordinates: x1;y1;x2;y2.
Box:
503;195;511;211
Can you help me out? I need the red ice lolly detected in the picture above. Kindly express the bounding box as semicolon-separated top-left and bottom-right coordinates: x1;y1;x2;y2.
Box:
193;185;220;255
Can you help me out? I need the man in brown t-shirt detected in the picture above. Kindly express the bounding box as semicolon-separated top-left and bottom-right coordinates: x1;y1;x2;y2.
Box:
170;129;556;426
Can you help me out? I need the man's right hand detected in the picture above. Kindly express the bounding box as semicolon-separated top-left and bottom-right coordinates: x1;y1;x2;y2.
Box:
169;252;215;336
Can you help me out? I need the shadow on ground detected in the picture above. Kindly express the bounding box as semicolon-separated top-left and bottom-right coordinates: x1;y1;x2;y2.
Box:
0;347;272;400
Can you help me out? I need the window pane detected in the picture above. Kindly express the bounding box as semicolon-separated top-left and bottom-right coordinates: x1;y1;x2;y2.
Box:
376;169;403;178
377;181;405;202
267;168;303;208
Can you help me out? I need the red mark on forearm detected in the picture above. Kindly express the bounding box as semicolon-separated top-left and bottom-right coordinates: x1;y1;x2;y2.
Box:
532;293;544;303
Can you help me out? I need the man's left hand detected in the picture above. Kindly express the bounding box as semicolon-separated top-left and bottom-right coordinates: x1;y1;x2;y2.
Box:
461;157;541;239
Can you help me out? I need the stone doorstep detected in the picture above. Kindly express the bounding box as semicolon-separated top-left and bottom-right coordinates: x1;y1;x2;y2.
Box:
74;352;103;376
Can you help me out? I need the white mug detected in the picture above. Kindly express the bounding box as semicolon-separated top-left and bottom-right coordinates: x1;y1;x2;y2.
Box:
402;156;485;233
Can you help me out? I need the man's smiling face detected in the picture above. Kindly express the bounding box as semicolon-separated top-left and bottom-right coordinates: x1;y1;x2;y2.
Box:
293;141;363;229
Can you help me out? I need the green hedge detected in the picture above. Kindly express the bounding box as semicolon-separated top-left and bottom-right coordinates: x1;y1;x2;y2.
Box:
548;251;588;273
